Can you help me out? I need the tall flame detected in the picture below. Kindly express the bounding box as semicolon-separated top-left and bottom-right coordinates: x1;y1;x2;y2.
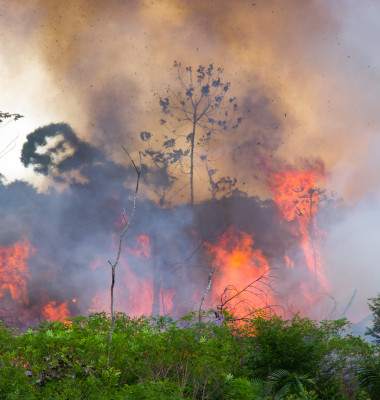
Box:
0;239;34;303
267;164;330;311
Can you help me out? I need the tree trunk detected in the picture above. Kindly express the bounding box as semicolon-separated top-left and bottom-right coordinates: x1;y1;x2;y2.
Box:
190;114;197;206
151;236;161;315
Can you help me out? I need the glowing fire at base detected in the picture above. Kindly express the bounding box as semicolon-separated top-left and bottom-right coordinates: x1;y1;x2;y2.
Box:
206;227;272;318
42;301;70;321
0;238;73;324
90;234;155;316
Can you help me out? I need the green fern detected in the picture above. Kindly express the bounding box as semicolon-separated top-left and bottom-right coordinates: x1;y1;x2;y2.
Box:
267;369;316;400
355;362;380;399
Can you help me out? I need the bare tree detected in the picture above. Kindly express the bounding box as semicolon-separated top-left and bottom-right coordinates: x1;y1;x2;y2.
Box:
138;63;242;316
108;148;141;357
141;61;242;206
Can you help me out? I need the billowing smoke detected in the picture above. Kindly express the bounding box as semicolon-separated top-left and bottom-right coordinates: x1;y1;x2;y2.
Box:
0;1;379;327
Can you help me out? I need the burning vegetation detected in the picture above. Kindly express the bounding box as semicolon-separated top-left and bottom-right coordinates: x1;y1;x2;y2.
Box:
0;64;361;330
0;134;332;328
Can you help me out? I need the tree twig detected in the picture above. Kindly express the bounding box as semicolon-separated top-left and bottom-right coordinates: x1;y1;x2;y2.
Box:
108;150;141;360
198;264;217;322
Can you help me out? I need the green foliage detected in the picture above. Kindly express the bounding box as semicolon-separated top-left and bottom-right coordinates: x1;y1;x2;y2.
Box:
366;293;380;344
354;358;380;400
242;313;373;400
243;314;345;377
283;391;319;400
224;376;270;400
123;380;186;399
0;365;32;399
267;369;316;399
0;311;376;399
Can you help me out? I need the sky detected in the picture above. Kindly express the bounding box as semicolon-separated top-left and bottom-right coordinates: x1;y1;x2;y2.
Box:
1;0;380;322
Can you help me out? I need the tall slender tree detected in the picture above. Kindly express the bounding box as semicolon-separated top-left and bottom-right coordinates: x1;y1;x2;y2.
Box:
142;61;242;206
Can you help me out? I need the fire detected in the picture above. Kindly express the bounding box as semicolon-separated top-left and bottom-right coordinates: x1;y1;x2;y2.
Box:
42;301;70;321
160;288;176;315
269;164;325;223
267;164;330;308
0;237;75;326
0;239;34;303
90;263;154;316
90;234;155;316
126;234;151;258
284;252;295;269
206;227;271;317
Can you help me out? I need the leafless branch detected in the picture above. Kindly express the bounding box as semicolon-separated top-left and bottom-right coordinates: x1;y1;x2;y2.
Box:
108;150;141;360
215;270;276;321
198;264;217;322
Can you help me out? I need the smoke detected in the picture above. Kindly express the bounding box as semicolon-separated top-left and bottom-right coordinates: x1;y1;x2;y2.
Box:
0;1;379;325
323;192;380;321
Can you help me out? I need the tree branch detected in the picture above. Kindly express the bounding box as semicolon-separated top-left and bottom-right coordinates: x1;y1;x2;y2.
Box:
198;264;217;322
108;150;141;360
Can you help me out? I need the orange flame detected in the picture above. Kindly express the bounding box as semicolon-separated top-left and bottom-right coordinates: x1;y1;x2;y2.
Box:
0;239;35;303
90;266;154;316
90;234;155;316
206;227;271;317
267;164;330;308
42;300;70;321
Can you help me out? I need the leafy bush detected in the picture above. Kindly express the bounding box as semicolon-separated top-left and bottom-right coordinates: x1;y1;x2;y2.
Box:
123;380;186;399
0;311;377;399
224;376;270;399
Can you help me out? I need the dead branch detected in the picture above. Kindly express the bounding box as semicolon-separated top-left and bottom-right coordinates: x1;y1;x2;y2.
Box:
216;270;276;321
108;150;141;359
198;264;217;322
